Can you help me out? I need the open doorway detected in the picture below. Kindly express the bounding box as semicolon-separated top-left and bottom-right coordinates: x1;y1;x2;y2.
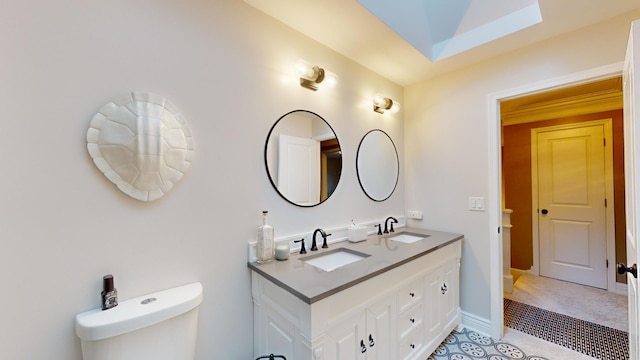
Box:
501;76;626;292
499;78;629;348
488;63;626;339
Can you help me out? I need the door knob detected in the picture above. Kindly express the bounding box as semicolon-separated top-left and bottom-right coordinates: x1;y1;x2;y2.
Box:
617;263;638;278
541;209;548;215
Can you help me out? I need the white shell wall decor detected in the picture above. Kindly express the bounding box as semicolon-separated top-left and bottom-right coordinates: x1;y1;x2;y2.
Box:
86;92;194;201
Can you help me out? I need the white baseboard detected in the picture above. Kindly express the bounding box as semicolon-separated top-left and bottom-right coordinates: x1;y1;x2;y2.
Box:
461;310;492;338
510;268;532;282
614;281;628;296
503;274;514;294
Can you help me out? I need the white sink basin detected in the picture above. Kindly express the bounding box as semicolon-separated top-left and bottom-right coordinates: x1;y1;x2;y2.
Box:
301;248;370;272
387;231;430;244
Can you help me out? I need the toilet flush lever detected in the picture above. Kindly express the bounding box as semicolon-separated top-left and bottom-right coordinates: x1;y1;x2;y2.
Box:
141;297;157;305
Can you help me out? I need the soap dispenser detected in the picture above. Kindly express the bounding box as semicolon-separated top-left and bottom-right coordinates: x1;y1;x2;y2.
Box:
256;211;275;264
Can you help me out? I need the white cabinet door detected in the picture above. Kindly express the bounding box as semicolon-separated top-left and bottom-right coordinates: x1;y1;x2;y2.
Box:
365;299;394;360
323;297;394;360
424;268;443;342
324;311;367;360
253;301;297;359
424;257;460;351
440;258;459;327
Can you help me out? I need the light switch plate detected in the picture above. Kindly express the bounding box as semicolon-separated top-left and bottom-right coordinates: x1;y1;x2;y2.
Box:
468;197;485;211
407;210;423;220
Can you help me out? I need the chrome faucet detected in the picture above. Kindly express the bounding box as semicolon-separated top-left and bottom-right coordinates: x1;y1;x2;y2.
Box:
384;216;398;233
311;228;332;251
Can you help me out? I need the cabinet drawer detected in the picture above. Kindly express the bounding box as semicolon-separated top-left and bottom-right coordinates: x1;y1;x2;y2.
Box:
397;278;422;312
398;302;423;339
398;327;423;360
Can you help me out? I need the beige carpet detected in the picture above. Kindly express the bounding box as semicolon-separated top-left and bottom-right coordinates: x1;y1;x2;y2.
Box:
505;273;628;331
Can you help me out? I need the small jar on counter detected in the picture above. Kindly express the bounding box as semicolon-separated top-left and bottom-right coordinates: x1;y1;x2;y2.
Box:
275;242;290;261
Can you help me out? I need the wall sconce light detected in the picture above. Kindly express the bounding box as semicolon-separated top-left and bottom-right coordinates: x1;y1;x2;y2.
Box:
295;59;338;91
373;94;400;114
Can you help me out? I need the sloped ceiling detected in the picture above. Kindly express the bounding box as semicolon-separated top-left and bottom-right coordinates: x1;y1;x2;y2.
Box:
244;0;640;86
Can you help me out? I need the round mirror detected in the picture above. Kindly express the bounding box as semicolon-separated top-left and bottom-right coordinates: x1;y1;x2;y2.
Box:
265;110;342;207
356;129;399;201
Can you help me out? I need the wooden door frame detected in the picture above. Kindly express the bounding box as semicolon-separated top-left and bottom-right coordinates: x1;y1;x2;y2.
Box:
487;62;623;339
530;119;616;290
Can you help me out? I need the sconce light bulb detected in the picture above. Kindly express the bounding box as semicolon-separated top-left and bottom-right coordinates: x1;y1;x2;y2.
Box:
323;71;339;88
373;94;386;106
373;94;398;113
296;59;338;91
295;59;314;79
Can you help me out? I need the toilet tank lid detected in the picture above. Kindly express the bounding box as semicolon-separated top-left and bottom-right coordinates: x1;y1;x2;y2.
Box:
74;282;203;341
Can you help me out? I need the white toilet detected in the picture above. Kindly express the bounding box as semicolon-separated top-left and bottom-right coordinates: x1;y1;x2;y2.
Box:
75;282;203;360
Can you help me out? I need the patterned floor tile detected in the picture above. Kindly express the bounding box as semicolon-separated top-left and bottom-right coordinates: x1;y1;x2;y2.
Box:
428;327;550;360
504;299;628;360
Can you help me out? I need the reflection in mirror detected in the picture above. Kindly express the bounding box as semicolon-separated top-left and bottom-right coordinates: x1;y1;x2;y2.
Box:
265;110;342;207
356;129;399;201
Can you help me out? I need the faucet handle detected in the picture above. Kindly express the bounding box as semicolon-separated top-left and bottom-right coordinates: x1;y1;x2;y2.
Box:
294;238;307;254
322;233;332;248
375;224;382;235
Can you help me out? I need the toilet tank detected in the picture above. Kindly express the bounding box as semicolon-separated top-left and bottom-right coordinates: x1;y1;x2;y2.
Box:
75;282;203;360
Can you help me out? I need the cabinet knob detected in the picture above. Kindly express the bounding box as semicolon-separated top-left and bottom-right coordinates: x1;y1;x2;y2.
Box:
409;292;415;297
360;340;366;353
410;318;415;323
410;344;415;349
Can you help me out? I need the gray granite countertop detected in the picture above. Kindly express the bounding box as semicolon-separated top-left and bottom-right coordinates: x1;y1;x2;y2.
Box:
248;227;463;304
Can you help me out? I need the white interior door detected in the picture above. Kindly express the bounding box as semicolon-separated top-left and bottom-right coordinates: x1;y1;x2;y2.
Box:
623;18;640;360
534;123;608;289
277;134;320;206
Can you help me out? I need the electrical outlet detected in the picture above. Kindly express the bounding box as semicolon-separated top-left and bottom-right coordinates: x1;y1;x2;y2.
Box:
407;210;423;220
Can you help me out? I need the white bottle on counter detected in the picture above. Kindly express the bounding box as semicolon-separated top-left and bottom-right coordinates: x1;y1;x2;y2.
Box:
256;210;274;264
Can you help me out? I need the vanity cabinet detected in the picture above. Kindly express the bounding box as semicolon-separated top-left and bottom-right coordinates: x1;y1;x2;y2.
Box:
251;239;462;360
